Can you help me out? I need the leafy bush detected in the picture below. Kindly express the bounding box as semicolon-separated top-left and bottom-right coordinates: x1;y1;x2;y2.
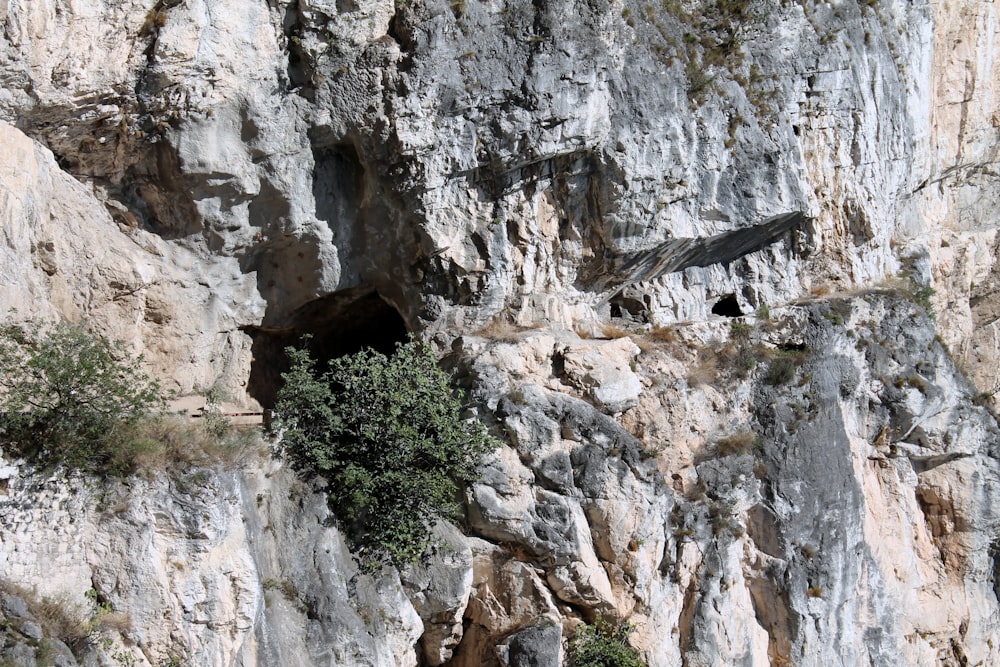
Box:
0;320;165;475
273;338;498;569
570;618;645;667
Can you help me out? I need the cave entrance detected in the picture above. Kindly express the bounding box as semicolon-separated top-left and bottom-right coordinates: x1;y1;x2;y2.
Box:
247;288;408;408
711;294;744;318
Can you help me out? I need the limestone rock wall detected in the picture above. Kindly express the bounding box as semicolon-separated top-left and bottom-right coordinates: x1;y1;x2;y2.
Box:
2;292;998;666
1;0;997;397
1;0;999;665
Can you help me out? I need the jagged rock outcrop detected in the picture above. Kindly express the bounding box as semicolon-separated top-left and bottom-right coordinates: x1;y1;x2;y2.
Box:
2;292;998;666
1;0;999;665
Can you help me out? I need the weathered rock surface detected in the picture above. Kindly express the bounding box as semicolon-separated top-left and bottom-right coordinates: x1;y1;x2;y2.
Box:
0;0;999;665
2;293;997;666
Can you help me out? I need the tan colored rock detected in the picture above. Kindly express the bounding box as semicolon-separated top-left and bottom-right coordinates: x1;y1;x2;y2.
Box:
557;337;643;414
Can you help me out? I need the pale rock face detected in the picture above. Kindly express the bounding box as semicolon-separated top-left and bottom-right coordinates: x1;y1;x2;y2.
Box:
557;337;643;413
0;120;264;399
1;0;1000;665
400;522;474;665
0;459;430;667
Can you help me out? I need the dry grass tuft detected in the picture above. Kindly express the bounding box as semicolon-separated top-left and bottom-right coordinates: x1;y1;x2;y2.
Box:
597;323;634;340
648;326;680;344
126;415;264;473
634;325;686;355
474;316;537;343
0;582;91;652
687;351;719;387
33;595;92;650
715;432;758;457
92;608;133;634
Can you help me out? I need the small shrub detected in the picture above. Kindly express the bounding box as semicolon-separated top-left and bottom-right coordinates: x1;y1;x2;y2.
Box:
198;385;233;438
273;338;499;570
729;320;753;342
263;578;300;603
720;322;760;378
570;617;645;667
686;61;716;98
894;374;928;394
765;358;796;386
0;320;165;475
716;432;757;456
734;347;758;374
912;285;935;318
973;391;996;408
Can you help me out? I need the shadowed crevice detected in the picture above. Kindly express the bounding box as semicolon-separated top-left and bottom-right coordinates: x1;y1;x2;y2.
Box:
245;288;408;408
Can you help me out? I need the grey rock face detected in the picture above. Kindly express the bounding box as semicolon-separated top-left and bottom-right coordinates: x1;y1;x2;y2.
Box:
500;622;563;667
0;591;80;667
0;0;999;665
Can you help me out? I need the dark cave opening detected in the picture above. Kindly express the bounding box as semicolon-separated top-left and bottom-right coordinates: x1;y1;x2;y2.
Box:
711;294;744;318
246;288;408;408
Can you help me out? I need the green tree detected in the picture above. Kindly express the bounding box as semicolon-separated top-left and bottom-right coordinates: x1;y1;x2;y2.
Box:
273;338;498;569
570;618;645;667
0;320;165;474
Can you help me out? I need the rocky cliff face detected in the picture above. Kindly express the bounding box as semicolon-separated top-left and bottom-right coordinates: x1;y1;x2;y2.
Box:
1;0;999;665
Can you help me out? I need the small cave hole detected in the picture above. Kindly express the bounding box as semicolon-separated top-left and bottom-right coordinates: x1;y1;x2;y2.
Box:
711;294;744;318
609;291;650;324
247;289;408;409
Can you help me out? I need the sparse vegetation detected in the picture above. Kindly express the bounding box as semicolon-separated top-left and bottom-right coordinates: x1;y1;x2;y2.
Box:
912;285;935;318
119;413;260;474
765;357;797;386
687;350;720;387
273;337;499;570
0;581;130;659
716;431;760;456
